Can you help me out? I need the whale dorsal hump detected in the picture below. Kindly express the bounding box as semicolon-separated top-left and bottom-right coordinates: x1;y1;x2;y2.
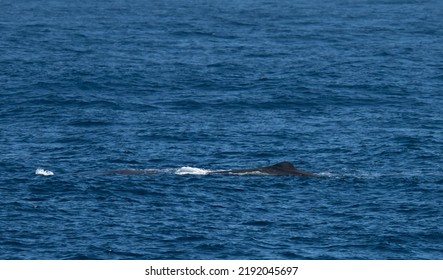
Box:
271;161;296;170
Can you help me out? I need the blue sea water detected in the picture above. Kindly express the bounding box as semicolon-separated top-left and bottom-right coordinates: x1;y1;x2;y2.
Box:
1;0;442;259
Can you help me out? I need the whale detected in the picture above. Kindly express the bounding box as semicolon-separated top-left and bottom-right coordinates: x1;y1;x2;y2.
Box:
211;161;318;176
98;169;160;175
99;161;319;177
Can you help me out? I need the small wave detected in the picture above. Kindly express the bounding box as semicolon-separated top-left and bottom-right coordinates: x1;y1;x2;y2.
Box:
175;167;211;175
35;168;54;176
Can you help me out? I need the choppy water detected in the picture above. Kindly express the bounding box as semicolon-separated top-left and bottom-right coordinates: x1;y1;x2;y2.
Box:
1;0;442;259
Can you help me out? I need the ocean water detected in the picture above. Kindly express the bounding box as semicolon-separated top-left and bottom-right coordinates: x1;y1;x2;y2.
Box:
1;0;442;259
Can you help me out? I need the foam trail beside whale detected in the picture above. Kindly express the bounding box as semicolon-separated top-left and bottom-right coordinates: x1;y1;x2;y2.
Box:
175;167;212;175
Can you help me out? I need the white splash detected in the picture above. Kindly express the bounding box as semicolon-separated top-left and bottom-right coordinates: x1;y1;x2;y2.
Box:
175;166;211;175
35;168;54;176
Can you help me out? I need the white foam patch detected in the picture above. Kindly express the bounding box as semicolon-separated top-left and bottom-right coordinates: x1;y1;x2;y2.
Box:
239;171;267;175
175;166;211;175
229;171;267;176
35;168;54;176
317;172;335;177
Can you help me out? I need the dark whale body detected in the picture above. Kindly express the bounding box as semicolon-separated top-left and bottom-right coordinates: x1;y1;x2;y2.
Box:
100;161;318;177
212;161;318;176
99;169;159;175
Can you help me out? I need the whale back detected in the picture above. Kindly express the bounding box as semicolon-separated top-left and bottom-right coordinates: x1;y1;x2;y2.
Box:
270;161;296;170
99;161;317;176
260;161;319;176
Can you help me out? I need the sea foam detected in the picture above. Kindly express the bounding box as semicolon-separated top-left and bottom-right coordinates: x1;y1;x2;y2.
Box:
35;168;54;176
175;166;211;175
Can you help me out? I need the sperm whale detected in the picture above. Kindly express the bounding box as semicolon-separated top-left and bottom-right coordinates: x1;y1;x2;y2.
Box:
99;161;319;176
210;161;318;176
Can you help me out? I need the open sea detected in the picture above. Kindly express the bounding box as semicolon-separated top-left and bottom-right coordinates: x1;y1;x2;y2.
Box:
1;0;442;260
